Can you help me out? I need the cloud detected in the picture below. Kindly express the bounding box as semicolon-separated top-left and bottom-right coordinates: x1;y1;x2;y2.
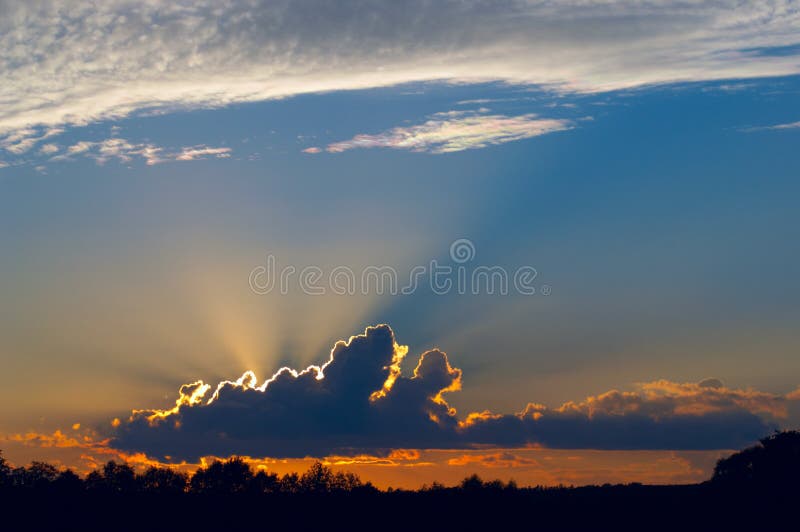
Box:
53;138;232;166
2;428;177;472
741;119;800;131
175;146;232;161
447;452;540;468
113;325;463;459
1;1;799;141
58;138;164;165
38;143;60;155
109;325;796;461
0;127;63;154
308;110;573;154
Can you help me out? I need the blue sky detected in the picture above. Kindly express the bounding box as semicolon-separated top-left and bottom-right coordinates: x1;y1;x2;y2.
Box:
1;0;800;482
3;75;799;421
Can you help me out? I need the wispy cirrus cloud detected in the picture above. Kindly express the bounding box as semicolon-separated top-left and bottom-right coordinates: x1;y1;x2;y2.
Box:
741;119;800;132
306;110;574;154
1;1;799;142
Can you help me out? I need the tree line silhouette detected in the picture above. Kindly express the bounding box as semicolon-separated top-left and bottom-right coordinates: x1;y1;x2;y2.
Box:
4;431;800;495
1;431;798;530
0;454;521;495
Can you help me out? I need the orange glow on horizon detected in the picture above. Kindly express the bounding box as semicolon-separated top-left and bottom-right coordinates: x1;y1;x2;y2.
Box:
0;429;725;489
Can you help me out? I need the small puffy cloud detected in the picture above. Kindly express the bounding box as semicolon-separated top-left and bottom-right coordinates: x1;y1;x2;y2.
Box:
68;138;164;165
311;110;573;154
1;127;63;154
38;143;60;155
109;325;797;461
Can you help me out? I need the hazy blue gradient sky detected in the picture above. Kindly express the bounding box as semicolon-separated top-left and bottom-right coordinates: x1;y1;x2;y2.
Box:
3;77;799;428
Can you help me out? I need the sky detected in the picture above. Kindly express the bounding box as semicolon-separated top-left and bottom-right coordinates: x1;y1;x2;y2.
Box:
1;0;800;488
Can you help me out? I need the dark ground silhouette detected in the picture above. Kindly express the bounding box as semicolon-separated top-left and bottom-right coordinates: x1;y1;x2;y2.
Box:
1;431;798;530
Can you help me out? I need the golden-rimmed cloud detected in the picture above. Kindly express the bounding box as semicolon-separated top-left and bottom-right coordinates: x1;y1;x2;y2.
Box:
106;324;798;460
447;452;540;468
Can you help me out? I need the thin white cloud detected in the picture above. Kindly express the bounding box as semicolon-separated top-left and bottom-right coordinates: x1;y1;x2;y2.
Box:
457;98;512;105
175;146;232;161
755;121;800;130
771;120;800;129
310;111;573;154
0;1;798;142
56;138;231;166
742;119;800;131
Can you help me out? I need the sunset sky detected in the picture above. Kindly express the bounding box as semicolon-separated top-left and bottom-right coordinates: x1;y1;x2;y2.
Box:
1;1;800;488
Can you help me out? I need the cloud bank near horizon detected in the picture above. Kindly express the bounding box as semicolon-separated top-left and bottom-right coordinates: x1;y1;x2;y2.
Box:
109;325;799;461
1;0;800;147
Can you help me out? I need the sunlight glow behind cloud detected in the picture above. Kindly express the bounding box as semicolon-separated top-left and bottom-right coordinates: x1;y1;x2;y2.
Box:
107;325;798;460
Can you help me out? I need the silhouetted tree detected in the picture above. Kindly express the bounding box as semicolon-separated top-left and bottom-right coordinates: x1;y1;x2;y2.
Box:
139;466;188;494
713;430;800;490
300;461;336;493
297;461;367;493
85;461;137;493
279;471;300;494
190;457;253;494
0;450;10;488
105;461;137;493
460;473;484;492
24;461;59;489
54;469;83;492
84;470;104;491
421;481;446;492
249;470;280;494
331;470;364;492
483;479;505;491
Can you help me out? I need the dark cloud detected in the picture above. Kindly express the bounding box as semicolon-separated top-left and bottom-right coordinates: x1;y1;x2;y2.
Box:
111;325;790;460
113;325;463;458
